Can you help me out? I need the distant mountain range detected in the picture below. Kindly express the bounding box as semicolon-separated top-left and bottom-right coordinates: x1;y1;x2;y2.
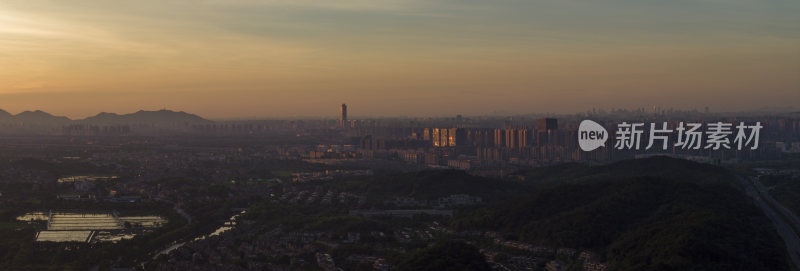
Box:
81;110;212;124
0;109;211;125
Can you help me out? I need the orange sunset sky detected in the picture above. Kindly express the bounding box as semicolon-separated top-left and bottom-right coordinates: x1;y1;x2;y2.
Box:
1;0;798;119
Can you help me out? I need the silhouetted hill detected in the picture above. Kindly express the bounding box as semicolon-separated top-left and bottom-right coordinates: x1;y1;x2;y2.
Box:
10;110;70;123
82;109;211;124
453;157;789;270
0;108;211;126
0;108;212;134
522;156;736;188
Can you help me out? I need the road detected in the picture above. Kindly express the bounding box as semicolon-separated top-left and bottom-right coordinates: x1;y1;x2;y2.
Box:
739;176;800;269
752;178;800;234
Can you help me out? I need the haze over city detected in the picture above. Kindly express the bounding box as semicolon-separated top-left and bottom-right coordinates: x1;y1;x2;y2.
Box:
3;1;800;270
1;0;799;119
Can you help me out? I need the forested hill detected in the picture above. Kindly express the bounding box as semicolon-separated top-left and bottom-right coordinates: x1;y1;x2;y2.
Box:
453;156;790;271
521;156;736;188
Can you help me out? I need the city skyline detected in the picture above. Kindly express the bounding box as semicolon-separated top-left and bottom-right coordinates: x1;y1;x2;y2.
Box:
0;104;796;122
1;1;800;269
1;0;799;119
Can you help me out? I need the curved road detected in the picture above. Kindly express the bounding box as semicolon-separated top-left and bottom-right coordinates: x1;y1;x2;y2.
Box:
752;178;800;233
739;176;800;269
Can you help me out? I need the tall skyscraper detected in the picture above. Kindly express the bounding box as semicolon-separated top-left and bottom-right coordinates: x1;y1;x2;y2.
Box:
340;104;348;128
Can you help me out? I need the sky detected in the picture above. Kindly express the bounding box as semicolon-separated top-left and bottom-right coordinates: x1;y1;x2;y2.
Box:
1;0;798;119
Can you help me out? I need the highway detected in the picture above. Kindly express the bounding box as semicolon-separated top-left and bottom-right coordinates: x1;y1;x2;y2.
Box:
752;178;800;234
739;176;800;269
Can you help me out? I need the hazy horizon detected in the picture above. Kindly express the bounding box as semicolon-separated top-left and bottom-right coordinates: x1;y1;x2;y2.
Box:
2;105;799;122
2;0;798;119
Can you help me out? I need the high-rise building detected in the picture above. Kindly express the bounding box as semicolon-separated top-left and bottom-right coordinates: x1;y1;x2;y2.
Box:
537;118;558;146
340;104;348;128
494;129;506;147
429;128;464;147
